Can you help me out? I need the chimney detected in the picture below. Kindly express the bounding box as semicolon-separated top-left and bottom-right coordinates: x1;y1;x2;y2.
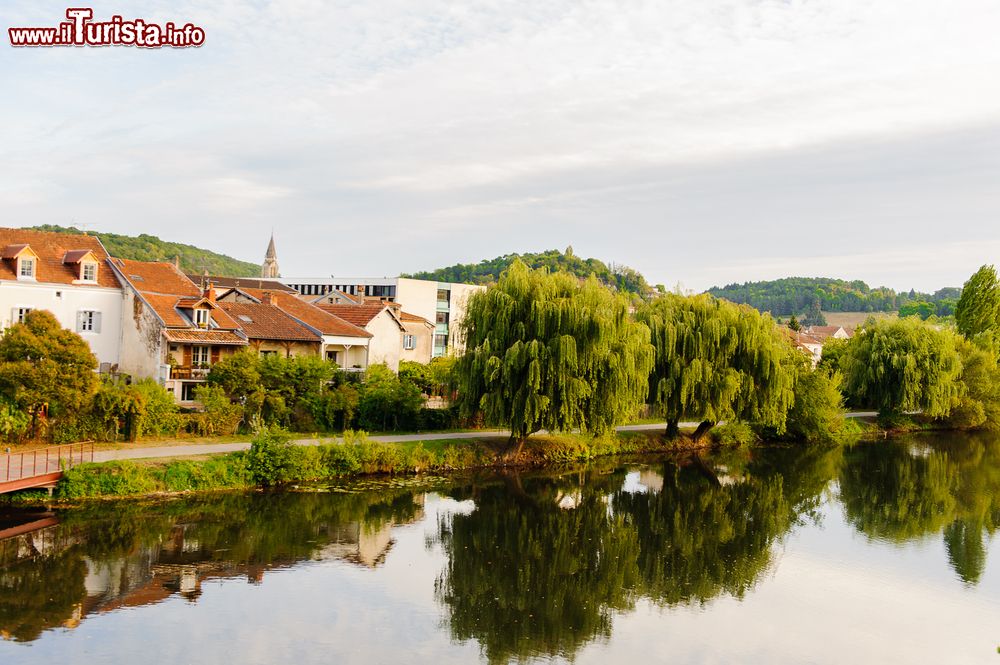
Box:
204;281;216;303
262;291;275;305
173;255;181;269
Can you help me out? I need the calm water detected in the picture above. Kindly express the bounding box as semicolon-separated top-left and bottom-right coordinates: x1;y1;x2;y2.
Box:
3;433;1000;664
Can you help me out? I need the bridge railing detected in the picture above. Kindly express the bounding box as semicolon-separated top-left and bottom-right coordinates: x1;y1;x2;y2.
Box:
3;442;95;482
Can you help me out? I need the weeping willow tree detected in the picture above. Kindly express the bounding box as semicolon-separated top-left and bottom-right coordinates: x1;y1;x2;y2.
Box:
840;317;963;420
455;260;654;452
636;293;796;439
955;264;1000;347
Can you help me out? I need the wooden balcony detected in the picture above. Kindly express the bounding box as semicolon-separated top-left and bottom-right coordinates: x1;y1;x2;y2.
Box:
169;365;210;380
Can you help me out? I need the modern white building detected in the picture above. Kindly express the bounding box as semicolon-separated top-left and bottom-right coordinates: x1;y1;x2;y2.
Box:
282;276;484;358
0;228;123;368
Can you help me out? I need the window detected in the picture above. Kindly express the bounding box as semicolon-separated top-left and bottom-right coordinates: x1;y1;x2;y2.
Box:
19;257;35;279
436;311;449;325
77;310;101;333
81;262;97;281
194;309;210;327
436;289;450;306
192;346;210;366
433;333;448;349
13;307;32;323
326;350;339;363
260;350;278;357
181;382;199;402
403;334;416;350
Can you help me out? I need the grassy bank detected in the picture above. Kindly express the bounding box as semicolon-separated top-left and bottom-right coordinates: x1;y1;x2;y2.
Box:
43;429;702;500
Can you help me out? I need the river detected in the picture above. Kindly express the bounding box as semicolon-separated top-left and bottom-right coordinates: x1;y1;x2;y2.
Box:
2;431;1000;664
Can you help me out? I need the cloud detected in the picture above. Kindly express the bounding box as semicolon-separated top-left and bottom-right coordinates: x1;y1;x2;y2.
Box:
1;0;998;291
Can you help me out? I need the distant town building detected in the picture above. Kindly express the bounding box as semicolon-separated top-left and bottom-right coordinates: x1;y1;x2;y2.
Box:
282;276;484;358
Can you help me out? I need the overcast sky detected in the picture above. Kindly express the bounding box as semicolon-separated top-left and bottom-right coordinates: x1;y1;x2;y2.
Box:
2;1;999;292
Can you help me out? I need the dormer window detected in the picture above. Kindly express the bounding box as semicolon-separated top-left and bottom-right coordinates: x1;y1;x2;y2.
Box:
81;262;97;282
194;308;211;328
19;257;35;279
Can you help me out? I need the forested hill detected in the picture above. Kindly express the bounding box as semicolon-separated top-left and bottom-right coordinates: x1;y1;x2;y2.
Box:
707;277;960;316
27;225;260;277
405;248;653;295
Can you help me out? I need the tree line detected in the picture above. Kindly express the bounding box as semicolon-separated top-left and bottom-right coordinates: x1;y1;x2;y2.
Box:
454;261;1000;447
708;276;960;318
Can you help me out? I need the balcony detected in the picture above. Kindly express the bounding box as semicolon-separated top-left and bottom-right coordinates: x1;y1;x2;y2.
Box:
169;365;210;380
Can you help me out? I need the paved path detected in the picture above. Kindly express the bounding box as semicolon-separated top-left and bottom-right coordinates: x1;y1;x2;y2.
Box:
92;413;879;464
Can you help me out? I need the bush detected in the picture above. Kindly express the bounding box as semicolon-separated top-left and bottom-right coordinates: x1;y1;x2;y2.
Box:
710;422;758;447
785;370;851;444
245;425;299;486
357;364;423;431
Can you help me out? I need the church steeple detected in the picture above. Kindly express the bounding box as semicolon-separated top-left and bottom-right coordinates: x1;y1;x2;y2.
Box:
261;233;280;278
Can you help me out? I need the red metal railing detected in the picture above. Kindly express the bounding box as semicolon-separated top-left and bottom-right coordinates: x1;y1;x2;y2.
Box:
3;442;95;483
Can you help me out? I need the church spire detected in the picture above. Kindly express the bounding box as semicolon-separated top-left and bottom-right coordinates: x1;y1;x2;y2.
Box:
261;233;280;278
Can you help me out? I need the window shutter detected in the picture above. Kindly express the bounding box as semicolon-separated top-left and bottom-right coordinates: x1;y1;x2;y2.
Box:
93;312;102;334
76;311;85;332
211;346;221;364
183;346;192;367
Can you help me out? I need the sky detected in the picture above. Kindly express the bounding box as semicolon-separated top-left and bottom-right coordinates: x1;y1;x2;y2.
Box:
2;1;999;293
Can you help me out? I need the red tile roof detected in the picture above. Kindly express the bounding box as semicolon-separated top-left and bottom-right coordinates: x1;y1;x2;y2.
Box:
163;329;247;345
218;302;321;342
228;288;371;339
399;311;432;326
316;302;392;327
189;274;297;293
111;259;241;331
0;228;119;288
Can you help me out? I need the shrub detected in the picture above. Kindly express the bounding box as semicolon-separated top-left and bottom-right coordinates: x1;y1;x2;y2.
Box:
785;370;851;444
710;422;758;447
245;425;298;486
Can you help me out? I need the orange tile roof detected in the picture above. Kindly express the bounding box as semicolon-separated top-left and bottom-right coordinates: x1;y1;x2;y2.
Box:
233;288;371;338
163;329;246;345
0;228;119;288
111;259;242;330
218;302;321;342
316;302;391;327
399;311;433;325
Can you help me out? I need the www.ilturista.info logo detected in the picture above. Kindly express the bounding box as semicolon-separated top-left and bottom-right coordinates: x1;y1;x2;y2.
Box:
8;8;205;48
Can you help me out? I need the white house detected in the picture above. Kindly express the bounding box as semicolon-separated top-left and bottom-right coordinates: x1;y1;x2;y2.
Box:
0;228;123;368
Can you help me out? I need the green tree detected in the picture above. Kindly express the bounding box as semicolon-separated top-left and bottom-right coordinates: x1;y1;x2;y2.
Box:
357;364;424;431
841;318;962;420
636;293;795;439
939;338;1000;430
955;265;1000;346
899;300;935;320
787;314;801;332
784;367;851;444
455;261;653;452
0;310;98;438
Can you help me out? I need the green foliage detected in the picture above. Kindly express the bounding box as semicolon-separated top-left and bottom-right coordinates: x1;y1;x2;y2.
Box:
28;224;259;276
357;364;423;431
405;247;652;295
192;384;243;435
0;310;98;439
636;293;795;437
784;368;852;444
246;425;319;486
955;265;1000;346
787;314;801;332
707;276;958;316
91;378;180;441
0;399;29;440
399;356;456;397
899;300;936;320
710;422;759;447
841;318;963;419
939;338;1000;431
455;260;654;444
818;337;848;374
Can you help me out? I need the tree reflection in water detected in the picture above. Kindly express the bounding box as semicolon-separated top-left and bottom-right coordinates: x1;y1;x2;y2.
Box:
839;432;1000;584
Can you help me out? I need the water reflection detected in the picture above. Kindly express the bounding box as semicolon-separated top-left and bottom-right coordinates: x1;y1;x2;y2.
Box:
1;432;999;661
0;490;424;642
839;432;1000;584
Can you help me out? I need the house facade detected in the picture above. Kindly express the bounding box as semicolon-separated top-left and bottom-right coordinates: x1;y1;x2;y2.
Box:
109;259;248;403
0;228;123;367
216;287;372;371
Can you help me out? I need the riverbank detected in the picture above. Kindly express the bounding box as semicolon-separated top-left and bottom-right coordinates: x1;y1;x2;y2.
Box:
10;429;713;502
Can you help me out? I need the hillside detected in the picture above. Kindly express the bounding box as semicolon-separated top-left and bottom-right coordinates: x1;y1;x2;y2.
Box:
707;277;959;318
405;248;654;295
27;225;259;277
